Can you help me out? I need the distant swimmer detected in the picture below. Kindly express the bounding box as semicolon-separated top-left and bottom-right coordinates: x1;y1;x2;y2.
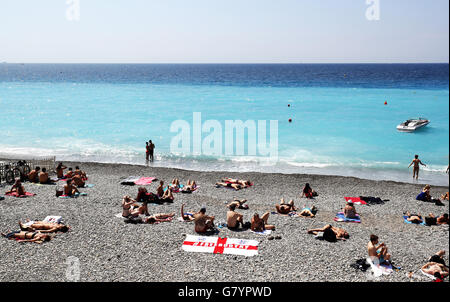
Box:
148;140;155;162
408;154;426;180
145;142;150;162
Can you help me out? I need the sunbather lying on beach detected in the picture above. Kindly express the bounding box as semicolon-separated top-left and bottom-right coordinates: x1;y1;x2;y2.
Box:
275;198;297;215
181;180;197;193
344;201;359;219
28;167;40;183
64;179;80;196
215;182;242;190
129;201;150;217
19;220;69;233
428;250;447;267
301;183;317;199
56;163;67;179
307;225;349;242
422;262;449;278
222;178;252;187
425;213;449;225
2;231;52;244
193;207;215;233
251;213;275;232
6;179;26;196
405;212;423;224
227;203;244;229
161;186;174;203
367;234;391;264
170;178;181;189
227;199;249;210
181;204;196;222
297;206;318;218
142;213;175;224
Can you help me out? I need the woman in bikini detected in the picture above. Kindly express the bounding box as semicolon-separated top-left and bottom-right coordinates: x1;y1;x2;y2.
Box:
19;220;70;233
181;180;197;193
222;178;252;187
215;182;243;190
170;178;180;190
307;225;349;241
122;195;137;218
2;231;52;244
180;204;196;222
142;213;175;224
405;212;424;224
161;186;174;203
6;179;26;196
297;206;318;218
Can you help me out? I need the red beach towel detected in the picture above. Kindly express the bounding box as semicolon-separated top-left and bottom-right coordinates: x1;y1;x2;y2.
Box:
134;177;156;186
5;192;36;198
344;197;367;205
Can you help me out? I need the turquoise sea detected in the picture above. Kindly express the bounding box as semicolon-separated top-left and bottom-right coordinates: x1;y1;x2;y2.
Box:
0;64;448;185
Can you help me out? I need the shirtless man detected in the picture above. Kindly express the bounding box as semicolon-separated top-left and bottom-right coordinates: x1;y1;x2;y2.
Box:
74;166;87;179
307;225;349;241
156;181;165;198
72;174;86;188
405;212;424;224
142;213;174;224
275;198;296;215
251;213;275;232
227;203;244;229
222;178;252;187
149;140;155;162
65;168;74;179
64;179;79;196
2;231;52;244
56;163;67;179
193;207;215;233
367;234;391;264
19;220;69;233
426;213;449;225
408;155;426;180
227;199;249;210
181;204;196;222
422;262;449;278
215;182;243;190
28;166;40;183
39;168;54;184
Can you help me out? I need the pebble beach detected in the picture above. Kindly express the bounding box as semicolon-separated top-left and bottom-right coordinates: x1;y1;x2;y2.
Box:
0;160;448;282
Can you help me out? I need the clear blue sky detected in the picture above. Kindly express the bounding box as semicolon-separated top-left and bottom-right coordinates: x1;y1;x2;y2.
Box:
0;0;448;63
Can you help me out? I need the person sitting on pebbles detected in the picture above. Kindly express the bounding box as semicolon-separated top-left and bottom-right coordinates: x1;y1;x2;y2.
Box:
2;231;52;244
161;186;174;203
72;174;86;188
156;181;165;198
307;225;349;242
122;195;137;218
6;179;26;196
251;213;275;232
193;207;215;234
227;203;245;230
297;206;318;218
64;179;80;197
367;234;391;264
19;220;69;233
228;199;249;210
301;183;317;199
344;201;359;219
28;166;40;183
39;168;55;184
74;166;87;180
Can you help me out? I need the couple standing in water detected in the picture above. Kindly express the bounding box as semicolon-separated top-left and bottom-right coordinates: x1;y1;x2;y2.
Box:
145;140;155;163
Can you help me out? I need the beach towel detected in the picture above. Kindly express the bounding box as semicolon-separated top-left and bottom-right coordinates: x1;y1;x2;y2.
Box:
164;184;184;193
43;216;63;224
334;212;361;223
134;177;157;186
58;192;87;199
182;235;259;257
120;176;141;185
403;216;427;226
5;192;35;198
250;229;272;235
344;197;367;205
366;257;394;277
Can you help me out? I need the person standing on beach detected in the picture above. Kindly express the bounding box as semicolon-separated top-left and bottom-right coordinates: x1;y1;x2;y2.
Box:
145;142;150;162
408;155;426;180
148;140;155;162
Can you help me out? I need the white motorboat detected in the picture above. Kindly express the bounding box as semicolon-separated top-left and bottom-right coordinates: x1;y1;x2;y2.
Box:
397;118;430;132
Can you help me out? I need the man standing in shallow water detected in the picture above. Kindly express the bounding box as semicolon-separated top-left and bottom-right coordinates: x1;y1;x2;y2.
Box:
148;140;155;162
408;154;426;180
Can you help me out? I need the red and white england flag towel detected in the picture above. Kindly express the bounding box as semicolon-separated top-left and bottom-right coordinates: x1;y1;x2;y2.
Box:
182;235;259;257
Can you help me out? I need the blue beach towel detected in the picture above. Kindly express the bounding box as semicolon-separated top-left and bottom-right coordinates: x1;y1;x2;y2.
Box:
334;212;361;223
403;216;427;226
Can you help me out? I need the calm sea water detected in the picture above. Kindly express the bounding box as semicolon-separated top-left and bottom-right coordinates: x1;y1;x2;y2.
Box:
0;64;448;185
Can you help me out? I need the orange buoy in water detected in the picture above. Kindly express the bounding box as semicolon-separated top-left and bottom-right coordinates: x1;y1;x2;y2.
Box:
384;101;388;105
